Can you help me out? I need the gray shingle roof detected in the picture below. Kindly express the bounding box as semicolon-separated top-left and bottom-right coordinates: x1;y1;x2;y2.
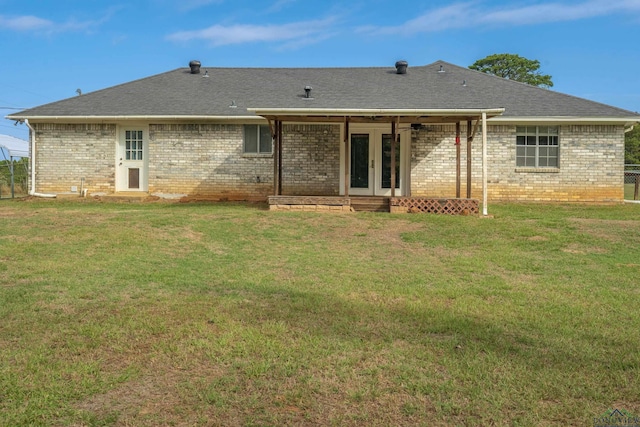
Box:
9;60;639;120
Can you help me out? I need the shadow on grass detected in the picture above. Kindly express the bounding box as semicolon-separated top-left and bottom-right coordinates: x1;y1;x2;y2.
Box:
205;281;618;375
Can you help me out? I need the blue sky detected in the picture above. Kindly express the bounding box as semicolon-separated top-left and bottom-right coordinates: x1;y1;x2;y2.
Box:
1;0;639;143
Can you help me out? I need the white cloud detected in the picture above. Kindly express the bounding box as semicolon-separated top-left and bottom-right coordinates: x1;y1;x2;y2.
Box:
481;0;640;25
166;17;337;47
0;15;53;31
0;9;116;34
360;0;640;35
276;31;338;51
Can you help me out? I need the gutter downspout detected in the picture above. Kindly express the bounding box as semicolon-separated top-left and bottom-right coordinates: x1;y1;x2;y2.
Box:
25;119;56;198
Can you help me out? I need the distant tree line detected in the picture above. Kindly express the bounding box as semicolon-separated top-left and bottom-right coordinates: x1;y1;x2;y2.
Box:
626;125;640;165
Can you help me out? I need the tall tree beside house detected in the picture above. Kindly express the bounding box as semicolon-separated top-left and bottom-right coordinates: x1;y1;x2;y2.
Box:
469;53;554;88
626;124;640;165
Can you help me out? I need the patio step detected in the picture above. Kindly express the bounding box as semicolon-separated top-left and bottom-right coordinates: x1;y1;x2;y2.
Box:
350;197;390;212
99;192;151;202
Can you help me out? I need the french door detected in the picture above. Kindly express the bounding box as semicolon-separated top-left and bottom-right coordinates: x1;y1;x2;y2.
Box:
346;127;407;196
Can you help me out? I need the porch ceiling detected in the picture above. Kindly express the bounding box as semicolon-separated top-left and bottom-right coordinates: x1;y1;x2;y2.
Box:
247;108;504;123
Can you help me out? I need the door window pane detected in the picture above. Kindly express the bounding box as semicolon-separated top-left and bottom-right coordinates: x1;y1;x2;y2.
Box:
125;130;143;161
381;134;400;189
350;134;369;188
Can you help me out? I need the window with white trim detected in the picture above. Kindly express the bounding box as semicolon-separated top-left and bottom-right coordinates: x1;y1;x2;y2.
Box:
243;125;272;154
516;126;559;168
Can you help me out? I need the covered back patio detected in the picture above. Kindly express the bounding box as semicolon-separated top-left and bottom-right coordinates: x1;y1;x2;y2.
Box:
249;108;504;215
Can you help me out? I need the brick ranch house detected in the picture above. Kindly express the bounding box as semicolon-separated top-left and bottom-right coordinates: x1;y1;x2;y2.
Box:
8;60;640;213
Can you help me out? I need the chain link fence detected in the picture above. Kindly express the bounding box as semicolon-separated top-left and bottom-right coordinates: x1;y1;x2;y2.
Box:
0;157;28;199
625;164;640;201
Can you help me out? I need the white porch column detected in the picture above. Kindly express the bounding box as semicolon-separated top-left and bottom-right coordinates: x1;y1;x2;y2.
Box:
482;112;488;216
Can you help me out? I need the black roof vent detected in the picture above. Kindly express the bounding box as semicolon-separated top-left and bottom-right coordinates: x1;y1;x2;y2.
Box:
395;60;408;74
189;60;201;74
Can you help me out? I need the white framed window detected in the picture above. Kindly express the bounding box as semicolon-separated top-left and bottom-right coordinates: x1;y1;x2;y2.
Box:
244;125;272;154
516;126;559;168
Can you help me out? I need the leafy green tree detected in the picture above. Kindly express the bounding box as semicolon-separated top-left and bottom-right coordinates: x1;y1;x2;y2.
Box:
626;124;640;165
469;53;554;88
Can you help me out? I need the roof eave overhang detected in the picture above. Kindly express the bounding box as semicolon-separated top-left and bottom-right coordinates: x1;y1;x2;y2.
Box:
5;115;265;122
489;116;640;126
10;112;637;126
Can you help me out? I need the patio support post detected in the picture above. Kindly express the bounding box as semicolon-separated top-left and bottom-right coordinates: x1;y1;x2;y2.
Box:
482;112;488;216
467;119;473;199
391;117;398;197
456;121;461;198
272;120;277;196
344;117;350;196
273;120;281;196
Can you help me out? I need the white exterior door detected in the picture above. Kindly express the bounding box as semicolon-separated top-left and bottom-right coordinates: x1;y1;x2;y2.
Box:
344;125;408;196
116;127;148;192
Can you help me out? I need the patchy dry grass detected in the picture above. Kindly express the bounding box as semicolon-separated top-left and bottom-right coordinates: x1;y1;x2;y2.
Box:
1;199;639;426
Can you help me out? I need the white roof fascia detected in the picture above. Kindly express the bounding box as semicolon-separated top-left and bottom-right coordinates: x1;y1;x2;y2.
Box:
6;115;265;122
489;116;640;126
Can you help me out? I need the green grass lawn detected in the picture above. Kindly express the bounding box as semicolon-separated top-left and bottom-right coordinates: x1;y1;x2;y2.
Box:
1;199;639;426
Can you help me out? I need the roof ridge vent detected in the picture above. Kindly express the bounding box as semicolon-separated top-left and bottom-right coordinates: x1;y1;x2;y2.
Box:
395;60;408;74
189;60;201;74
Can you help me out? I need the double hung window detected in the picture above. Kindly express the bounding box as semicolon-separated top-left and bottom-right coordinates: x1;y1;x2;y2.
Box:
244;125;272;154
516;126;559;168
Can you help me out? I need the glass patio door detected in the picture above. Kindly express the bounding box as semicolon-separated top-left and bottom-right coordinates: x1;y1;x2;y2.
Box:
348;129;404;196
